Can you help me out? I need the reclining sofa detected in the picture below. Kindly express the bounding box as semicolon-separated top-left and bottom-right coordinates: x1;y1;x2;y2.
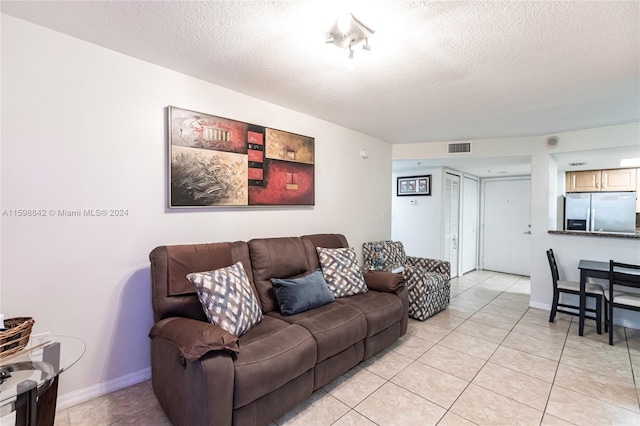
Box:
149;233;408;426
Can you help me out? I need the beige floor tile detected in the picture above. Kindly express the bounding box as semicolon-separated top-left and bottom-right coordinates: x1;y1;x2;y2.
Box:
422;312;467;330
540;414;575;426
323;366;386;408
331;410;377;426
567;321;627;347
443;304;478;319
54;410;70;426
494;292;530;304
417;344;486;381
478;303;525;320
359;348;413;380
488;297;530;313
489;346;559;383
67;382;159;426
511;321;568;345
519;312;571;331
451;383;543;425
439;331;499;360
449;296;487;310
560;345;634;384
275;390;349;426
406;320;452;342
554;363;640;413
626;328;640;352
455;319;510;344
387;333;435;359
472;363;552;411
355;382;445;426
391;361;469;409
546;385;640;425
437;411;477;426
468;311;518;331
109;405;172;426
502;331;564;361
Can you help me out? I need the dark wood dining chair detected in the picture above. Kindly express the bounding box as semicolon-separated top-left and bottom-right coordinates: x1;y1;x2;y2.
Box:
547;249;604;333
606;260;640;345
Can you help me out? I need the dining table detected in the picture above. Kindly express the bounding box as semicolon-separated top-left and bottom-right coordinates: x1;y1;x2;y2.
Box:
578;259;640;336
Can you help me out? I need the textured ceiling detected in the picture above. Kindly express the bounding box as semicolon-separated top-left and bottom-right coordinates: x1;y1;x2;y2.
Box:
2;0;639;145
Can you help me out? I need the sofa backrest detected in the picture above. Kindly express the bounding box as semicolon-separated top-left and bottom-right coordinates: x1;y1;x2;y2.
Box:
362;240;407;271
149;241;254;322
301;233;350;271
248;237;313;313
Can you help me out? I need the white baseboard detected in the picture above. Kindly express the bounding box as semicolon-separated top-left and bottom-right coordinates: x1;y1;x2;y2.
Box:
529;301;551;311
1;368;151;425
57;367;151;410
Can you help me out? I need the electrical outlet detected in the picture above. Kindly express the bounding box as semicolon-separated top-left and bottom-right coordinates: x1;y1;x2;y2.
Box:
31;332;51;348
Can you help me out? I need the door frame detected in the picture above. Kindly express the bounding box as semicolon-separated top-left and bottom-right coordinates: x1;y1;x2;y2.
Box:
461;174;480;274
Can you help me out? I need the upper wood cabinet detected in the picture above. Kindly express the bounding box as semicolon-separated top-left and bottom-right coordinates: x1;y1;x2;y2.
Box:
602;168;637;191
566;168;637;193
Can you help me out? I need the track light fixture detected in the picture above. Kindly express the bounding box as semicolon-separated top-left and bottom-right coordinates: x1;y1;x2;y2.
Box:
326;13;374;69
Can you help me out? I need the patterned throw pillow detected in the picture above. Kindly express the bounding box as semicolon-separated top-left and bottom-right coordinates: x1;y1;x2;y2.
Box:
187;261;263;337
317;247;368;298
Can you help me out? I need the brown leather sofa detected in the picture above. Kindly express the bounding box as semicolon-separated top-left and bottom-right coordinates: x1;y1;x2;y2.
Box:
149;234;408;426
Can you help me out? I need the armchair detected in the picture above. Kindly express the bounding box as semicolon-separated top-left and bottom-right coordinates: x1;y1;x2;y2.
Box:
363;241;450;320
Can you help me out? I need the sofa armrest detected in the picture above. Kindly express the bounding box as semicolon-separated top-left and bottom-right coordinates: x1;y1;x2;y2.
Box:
363;271;405;293
406;256;451;278
149;317;239;361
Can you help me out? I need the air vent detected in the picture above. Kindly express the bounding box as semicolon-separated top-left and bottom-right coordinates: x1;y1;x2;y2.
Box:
447;142;472;155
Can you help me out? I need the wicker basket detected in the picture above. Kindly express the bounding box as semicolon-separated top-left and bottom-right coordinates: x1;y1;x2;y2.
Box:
0;317;35;358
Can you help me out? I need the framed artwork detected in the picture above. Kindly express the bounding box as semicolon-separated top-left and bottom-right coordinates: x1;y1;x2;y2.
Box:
397;175;431;196
168;106;314;207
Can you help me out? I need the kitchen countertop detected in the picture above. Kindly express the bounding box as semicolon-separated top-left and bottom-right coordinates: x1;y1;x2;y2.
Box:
548;230;640;239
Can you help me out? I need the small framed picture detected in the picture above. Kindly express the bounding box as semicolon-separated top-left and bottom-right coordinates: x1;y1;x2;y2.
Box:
397;175;431;196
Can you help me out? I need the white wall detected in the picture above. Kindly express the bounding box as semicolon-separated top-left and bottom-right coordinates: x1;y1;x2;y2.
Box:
0;15;392;402
393;122;640;324
391;168;443;259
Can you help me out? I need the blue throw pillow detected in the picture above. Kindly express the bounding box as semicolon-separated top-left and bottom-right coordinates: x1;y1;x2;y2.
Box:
270;270;335;316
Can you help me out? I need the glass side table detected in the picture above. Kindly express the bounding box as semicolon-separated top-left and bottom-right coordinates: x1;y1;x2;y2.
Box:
0;336;85;426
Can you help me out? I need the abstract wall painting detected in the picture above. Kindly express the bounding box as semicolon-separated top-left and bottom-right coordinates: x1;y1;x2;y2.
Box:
168;106;315;207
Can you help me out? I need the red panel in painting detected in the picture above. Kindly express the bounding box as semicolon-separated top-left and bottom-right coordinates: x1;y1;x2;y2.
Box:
248;149;264;162
248;168;264;180
248;131;264;145
189;117;248;154
248;160;314;205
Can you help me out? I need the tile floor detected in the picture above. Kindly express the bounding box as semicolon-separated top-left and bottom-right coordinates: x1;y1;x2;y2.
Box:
53;270;640;425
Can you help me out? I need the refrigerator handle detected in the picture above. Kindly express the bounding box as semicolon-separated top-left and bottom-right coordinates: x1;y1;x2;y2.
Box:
591;208;596;232
586;208;591;231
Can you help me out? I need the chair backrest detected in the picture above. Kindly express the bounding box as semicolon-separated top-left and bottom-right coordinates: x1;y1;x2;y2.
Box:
546;249;560;287
362;241;407;271
609;260;640;290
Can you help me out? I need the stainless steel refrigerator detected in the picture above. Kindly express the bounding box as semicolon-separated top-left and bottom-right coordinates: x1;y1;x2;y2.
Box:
565;192;637;233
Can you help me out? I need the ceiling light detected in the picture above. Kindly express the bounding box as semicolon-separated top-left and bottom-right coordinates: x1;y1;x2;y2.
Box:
327;13;374;69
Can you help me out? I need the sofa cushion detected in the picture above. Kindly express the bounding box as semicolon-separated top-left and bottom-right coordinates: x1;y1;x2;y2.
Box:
335;291;404;337
187;261;263;337
317;247;368;298
271;270;335;316
234;316;316;409
268;302;367;363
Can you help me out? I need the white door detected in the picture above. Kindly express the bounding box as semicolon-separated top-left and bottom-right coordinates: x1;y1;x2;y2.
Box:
462;176;479;274
444;172;461;277
482;178;531;276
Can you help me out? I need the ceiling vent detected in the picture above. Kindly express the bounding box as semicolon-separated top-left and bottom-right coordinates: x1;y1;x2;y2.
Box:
447;142;472;155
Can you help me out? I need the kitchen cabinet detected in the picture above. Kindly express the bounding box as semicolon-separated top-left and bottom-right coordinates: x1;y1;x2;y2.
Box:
566;170;601;192
566;168;637;193
602;168;636;191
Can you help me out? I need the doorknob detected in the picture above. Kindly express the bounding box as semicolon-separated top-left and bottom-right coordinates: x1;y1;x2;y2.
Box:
524;231;531;235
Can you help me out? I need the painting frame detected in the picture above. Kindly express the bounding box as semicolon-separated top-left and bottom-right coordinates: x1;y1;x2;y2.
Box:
167;106;315;208
397;175;431;196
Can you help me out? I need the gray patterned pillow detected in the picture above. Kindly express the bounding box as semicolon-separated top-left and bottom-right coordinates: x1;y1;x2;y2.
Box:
317;247;368;298
187;261;263;337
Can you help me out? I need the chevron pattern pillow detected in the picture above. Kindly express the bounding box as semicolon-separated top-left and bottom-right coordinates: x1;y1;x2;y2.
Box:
187;261;263;337
317;247;368;298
